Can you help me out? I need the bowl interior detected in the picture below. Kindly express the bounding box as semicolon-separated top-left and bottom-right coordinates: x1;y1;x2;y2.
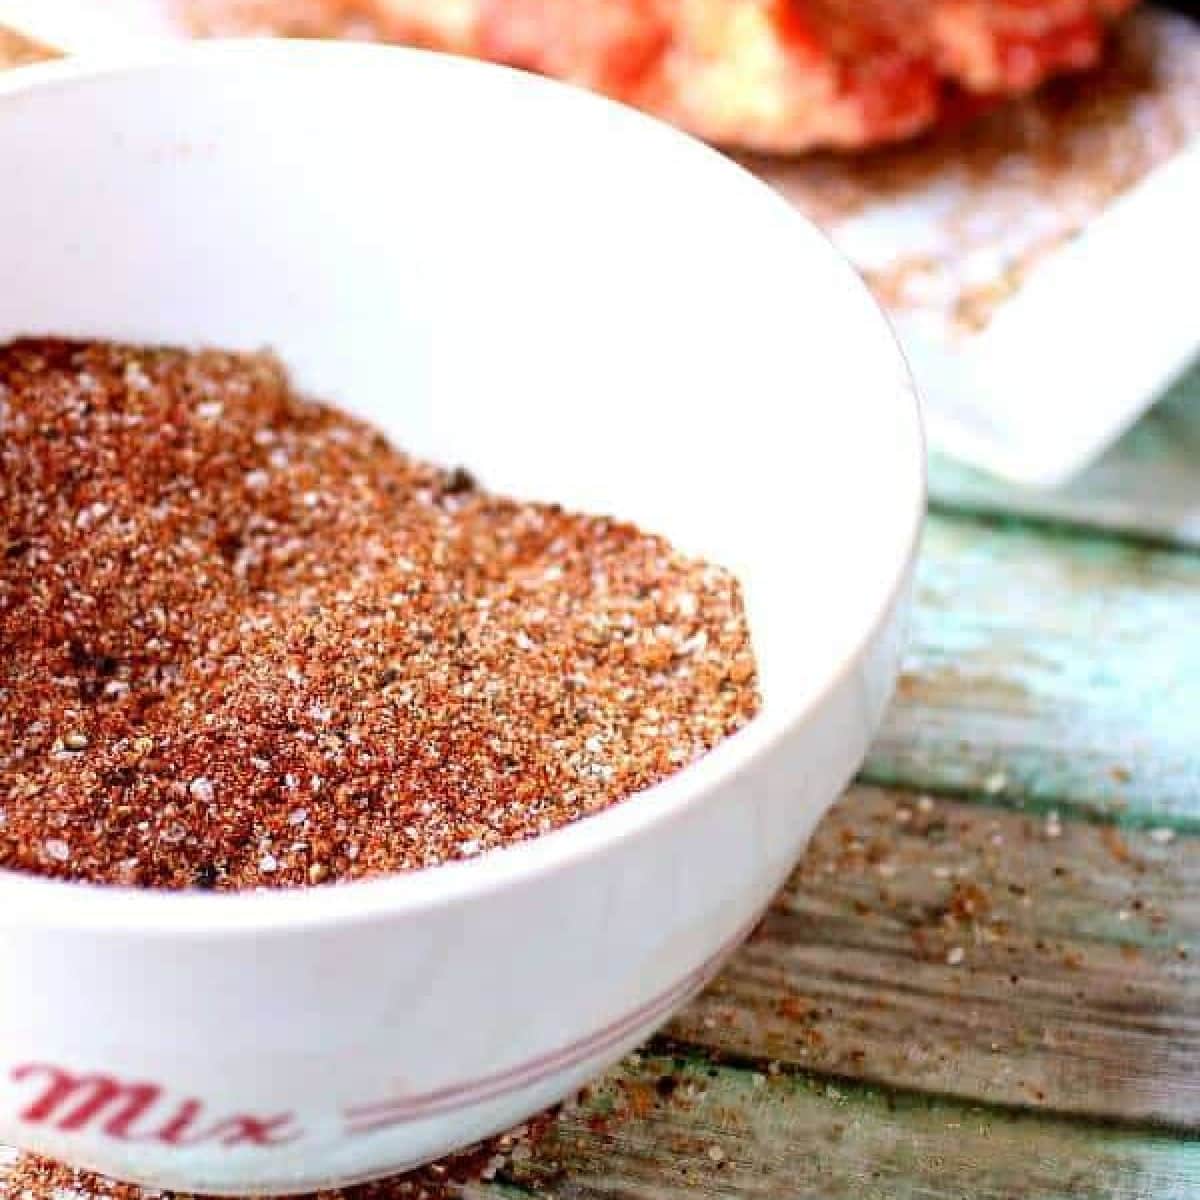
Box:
0;43;922;907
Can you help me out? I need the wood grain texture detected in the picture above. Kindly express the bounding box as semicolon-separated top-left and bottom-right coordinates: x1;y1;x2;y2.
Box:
667;784;1200;1128
929;365;1200;549
485;1053;1200;1200
867;513;1200;821
2;787;1196;1198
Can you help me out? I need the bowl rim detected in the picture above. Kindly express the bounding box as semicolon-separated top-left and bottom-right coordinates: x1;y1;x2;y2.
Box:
0;39;926;935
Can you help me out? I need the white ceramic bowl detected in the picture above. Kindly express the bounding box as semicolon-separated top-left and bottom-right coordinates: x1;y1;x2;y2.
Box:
0;42;923;1194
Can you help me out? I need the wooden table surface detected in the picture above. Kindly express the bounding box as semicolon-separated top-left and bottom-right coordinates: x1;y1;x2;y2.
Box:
455;366;1198;1200
1;28;1198;1200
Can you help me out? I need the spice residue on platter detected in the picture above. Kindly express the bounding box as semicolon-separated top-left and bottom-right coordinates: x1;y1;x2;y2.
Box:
0;339;759;891
752;10;1200;335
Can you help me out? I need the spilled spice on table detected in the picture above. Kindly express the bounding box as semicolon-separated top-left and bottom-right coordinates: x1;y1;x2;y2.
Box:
0;1109;556;1200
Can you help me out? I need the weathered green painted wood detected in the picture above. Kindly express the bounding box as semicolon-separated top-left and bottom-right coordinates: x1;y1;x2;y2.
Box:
7;1055;1198;1200
929;366;1200;549
7;769;1197;1188
485;1054;1200;1200
866;513;1200;821
667;784;1200;1128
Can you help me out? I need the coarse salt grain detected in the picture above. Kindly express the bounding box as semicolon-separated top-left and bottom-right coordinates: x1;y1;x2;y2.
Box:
188;777;215;804
74;502;110;530
674;591;698;617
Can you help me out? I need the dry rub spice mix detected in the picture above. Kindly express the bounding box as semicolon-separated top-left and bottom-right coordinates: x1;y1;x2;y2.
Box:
0;339;759;891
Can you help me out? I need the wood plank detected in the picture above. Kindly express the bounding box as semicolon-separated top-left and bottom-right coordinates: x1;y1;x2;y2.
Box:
668;784;1200;1128
489;1053;1200;1200
867;513;1200;821
4;785;1194;1197
9;1059;1199;1200
928;364;1200;549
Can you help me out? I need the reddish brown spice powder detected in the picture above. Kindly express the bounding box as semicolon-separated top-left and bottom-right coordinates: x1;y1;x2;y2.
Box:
0;339;759;891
